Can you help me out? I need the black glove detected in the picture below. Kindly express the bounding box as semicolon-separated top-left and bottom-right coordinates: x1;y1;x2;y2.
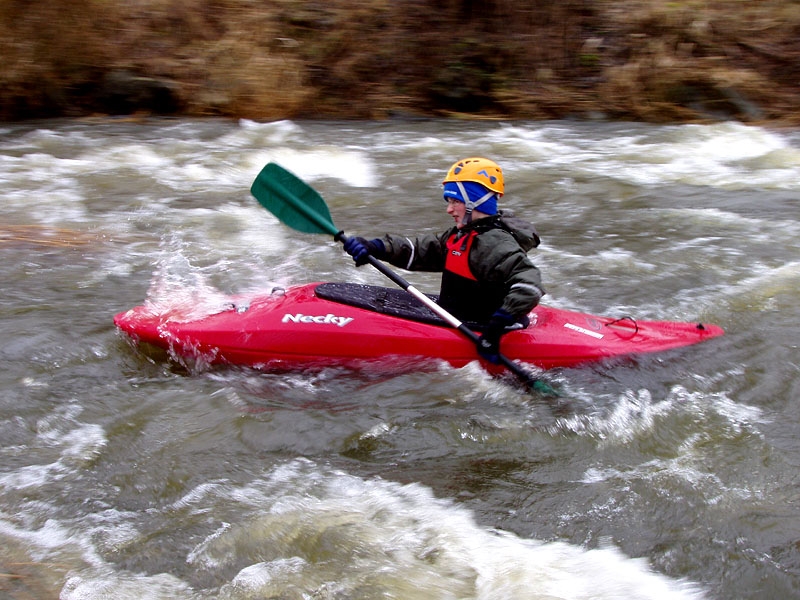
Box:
476;309;517;364
343;237;386;266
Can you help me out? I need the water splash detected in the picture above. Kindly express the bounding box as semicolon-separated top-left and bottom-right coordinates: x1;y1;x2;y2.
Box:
142;234;238;322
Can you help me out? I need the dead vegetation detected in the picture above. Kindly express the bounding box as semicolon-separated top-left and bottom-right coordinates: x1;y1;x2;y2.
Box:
0;0;798;123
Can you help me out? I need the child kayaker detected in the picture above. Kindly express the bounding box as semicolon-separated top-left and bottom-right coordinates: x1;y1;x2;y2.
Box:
343;157;545;363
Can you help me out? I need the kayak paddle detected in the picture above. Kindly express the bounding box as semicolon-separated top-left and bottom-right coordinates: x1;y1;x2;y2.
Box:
250;162;557;396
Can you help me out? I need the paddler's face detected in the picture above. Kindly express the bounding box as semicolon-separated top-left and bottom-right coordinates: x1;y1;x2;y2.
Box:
446;198;467;228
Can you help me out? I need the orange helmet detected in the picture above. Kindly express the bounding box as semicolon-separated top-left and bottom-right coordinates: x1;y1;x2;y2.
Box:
442;157;504;196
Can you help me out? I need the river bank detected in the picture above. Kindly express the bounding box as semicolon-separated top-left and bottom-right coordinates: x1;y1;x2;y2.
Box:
2;0;799;125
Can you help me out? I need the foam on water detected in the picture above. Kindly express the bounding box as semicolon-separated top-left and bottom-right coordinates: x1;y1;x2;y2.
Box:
544;382;768;513
0;404;107;491
553;385;762;443
252;146;378;188
62;571;196;600
178;459;704;599
4;119;797;236
723;261;800;299
3;118;799;599
492;122;800;190
0;405;110;575
2;442;706;599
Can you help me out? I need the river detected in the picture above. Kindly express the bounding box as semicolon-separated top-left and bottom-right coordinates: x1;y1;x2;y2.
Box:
1;117;799;599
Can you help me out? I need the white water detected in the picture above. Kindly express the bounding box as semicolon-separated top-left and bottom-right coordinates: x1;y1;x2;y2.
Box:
2;118;799;598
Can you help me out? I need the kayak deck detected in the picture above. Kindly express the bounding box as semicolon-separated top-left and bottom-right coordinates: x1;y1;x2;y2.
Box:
317;282;454;327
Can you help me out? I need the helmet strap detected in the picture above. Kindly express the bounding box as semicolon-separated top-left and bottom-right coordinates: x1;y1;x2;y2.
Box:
455;181;496;225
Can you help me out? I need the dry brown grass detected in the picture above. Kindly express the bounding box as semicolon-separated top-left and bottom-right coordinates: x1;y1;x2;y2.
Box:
0;0;798;122
595;0;800;121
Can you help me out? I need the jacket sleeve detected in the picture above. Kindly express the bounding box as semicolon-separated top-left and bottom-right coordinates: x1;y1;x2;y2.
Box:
378;230;452;272
470;230;545;318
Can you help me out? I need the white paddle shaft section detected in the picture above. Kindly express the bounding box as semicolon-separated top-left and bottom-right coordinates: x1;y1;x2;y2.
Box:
405;285;463;329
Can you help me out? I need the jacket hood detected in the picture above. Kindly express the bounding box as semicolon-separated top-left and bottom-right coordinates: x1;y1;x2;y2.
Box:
464;210;541;251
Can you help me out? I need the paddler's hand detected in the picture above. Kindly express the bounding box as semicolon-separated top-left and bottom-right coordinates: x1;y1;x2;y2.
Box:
476;309;516;364
343;237;386;266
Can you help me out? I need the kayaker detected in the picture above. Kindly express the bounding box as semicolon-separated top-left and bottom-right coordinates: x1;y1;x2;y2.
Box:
343;157;545;363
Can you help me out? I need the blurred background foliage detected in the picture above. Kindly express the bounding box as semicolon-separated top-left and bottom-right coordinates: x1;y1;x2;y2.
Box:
0;0;798;122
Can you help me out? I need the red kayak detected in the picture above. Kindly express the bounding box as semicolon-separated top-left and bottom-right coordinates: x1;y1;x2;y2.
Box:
113;282;724;373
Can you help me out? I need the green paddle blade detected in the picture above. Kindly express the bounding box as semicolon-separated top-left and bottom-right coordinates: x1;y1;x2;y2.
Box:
250;162;339;236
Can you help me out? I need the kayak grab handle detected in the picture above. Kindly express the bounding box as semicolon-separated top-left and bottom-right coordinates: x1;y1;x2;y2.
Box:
605;315;639;337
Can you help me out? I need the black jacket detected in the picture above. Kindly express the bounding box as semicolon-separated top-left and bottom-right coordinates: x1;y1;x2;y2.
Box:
378;211;545;323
